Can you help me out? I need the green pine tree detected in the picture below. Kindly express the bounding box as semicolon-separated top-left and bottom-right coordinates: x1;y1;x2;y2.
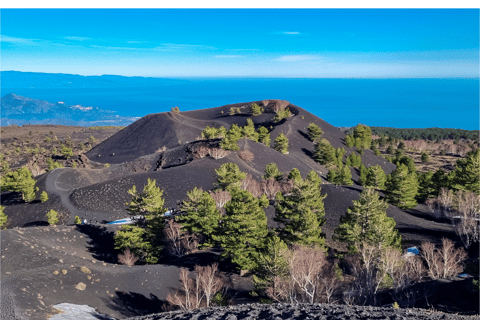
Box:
177;190;220;248
251;103;264;116
345;134;355;148
353;124;372;149
333;187;401;253
61;144;74;159
314;138;336;166
243;119;259;142
421;152;430;163
336;148;346;166
358;163;368;186
450;149;480;194
307;123;324;142
253;234;290;294
431;168;449;196
339;164;354;186
214;188;269;272
287;168;302;183
220;124;243;150
365;165;387;190
417;171;435;201
115;179;166;264
263;163;284;181
0;167;38;202
386;164;419;209
74;215;81;224
0;206;8;229
327;168;338;184
40;191;49;203
215;163;247;190
275;172;327;246
274;134;289;154
257;126;271;146
46;209;59;226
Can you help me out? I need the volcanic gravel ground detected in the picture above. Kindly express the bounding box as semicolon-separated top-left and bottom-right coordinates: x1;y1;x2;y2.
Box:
126;303;479;320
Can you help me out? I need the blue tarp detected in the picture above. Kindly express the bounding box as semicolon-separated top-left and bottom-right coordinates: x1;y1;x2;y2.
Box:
407;247;420;255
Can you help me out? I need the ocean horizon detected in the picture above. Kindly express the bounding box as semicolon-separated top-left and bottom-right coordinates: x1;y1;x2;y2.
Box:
2;77;479;130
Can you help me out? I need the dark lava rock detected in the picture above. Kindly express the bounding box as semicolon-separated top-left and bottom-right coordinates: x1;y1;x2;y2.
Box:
125;303;478;320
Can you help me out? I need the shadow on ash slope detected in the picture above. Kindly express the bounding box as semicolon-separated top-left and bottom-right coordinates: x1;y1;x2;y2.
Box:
126;303;478;320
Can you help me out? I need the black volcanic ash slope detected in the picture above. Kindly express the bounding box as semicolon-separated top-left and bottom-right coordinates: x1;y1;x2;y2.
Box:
86;99;396;178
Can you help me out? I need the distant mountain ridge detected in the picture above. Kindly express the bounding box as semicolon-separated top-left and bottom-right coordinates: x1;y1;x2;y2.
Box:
1;70;184;88
1;93;139;126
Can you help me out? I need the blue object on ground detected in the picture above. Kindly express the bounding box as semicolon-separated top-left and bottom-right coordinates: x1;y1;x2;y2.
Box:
407;247;420;255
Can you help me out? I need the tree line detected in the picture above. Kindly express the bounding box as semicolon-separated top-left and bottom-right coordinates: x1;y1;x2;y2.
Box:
368;127;479;141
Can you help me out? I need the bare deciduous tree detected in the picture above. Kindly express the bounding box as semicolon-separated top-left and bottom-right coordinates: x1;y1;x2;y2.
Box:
208;148;230;159
164;219;199;257
420;238;467;279
260;178;281;200
193;146;209;159
167;264;228;311
118;248;139;266
208;190;232;214
453;190;480;248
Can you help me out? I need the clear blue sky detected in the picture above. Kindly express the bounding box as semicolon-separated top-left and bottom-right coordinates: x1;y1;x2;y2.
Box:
1;9;478;78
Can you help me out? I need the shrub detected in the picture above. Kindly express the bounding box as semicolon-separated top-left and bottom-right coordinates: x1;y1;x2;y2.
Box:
171;106;180;114
194;146;209;159
46;209;59;226
273;108;292;123
250;103;264;116
257;126;271;146
0;206;7;229
307;123;324;142
238;150;254;162
274;134;289;154
118;248;139;266
40;191;49;203
74;216;81;224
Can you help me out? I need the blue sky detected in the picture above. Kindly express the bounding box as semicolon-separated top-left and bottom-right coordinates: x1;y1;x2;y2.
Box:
1;9;478;78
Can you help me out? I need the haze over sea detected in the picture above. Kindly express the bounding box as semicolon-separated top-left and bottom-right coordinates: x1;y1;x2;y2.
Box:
2;77;479;130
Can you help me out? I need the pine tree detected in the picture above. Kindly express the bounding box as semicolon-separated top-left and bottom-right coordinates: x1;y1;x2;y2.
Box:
0;167;38;202
333;187;401;253
257;126;271;146
46;209;59;226
365;165;387;190
336;148;346;166
215;163;247;190
274;134;289;154
386;164;419;209
220;124;243;150
116;179;166;264
253;234;290;294
75;215;81;224
327;168;338;184
287;168;302;183
126;179;167;217
215;188;269;272
345;134;355;148
450;148;480;194
387;145;395;155
61;144;74;159
314;138;336;166
0;206;8;228
263;163;284;181
177;190;220;248
307;123;324;142
250;103;264;116
417;171;435;201
358;163;368;186
339;165;354;186
40;191;49;203
395;155;417;174
431;168;449;196
275;173;327;246
243;119;259;142
353;124;372;149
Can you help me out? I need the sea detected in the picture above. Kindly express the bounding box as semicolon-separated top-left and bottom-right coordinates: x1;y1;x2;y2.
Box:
2;78;479;130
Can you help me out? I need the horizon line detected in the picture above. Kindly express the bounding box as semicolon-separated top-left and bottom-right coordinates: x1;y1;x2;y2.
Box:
1;70;479;80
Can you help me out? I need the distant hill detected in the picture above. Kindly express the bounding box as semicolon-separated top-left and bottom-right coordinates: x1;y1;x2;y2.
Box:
1;70;184;88
0;93;139;126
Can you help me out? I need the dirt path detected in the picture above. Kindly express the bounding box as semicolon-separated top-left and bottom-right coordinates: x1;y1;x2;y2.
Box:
45;169;101;224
